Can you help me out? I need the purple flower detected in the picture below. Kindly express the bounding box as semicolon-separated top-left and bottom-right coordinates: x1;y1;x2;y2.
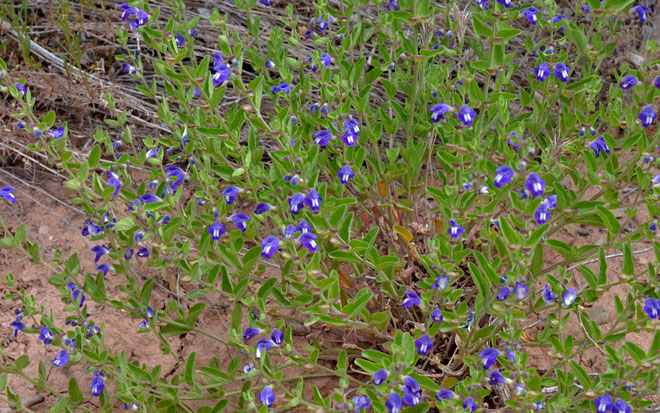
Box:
96;264;113;275
373;369;388;385
289;193;305;215
457;104;476;126
643;298;660;319
654;75;660;89
590;136;611;157
489;370;506;385
254;202;271;214
146;148;159;159
270;82;292;94
314;129;333;146
207;221;226;240
514;283;529;300
304;190;322;212
544;195;558;210
639;106;656;128
534;62;551;81
620;75;638;89
344;118;360;136
430;103;452;123
431;308;443;323
562;288;578;307
139;193;161;204
90;372;105;397
522;7;540;25
212;63;231;86
415;334;434;356
613;398;631;413
306;53;332;72
535;203;551;224
402;384;421;406
552;15;567;32
136;247;149;258
91;245;110;263
259;386;275;407
338;165;355;184
554;62;570;82
14;82;27;97
298;232;319;252
107;172;122;197
243;327;260;341
0;186;16;203
507;131;522;149
39;325;54;344
479;348;499;369
494;165;514;188
164;165;185;189
49;126;65;139
497;286;511;301
497;0;512;8
53;350;70;366
121;62;137;74
436;389;455;401
256;339;276;358
543;284;556;303
448;218;464;239
230;213;251;232
433;274;449;290
261;236;279;259
402;291;422;308
632;5;652;23
297;219;313;234
386;0;399;11
594;394;613;412
352;395;371;409
525;173;545;198
265;60;275;69
386;392;403;413
271;328;284;345
463;396;477;412
175;33;185;47
10;315;25;337
222;186;241;205
258;0;271;5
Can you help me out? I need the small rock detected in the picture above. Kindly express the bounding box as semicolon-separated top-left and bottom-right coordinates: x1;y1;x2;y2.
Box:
38;225;49;235
585;306;609;325
576;226;591;237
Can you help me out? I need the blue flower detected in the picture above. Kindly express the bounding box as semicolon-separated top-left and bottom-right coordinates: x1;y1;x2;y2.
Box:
594;394;613;413
552;15;567;32
436;389;455;401
497;286;511;301
457;104;476;126
207;221;226;240
222;186;241;205
535;203;551;224
386;392;403;413
96;264;113;275
522;7;540;25
448;219;464;239
0;186;17;203
525;173;545;198
289;193;305;215
544;195;558;210
639;106;656;128
270;82;292;94
632;5;652;23
230;213;251;232
613;398;631;413
243;327;260;341
122;62;137;74
321;104;330;116
489;370;505;385
562;288;578;307
175;33;185;47
386;0;399;11
265;60;275;69
494;165;514;188
107;172;122;197
304;190;322;212
507;131;522;149
463;396;477;412
554;62;570;82
256;339;276;358
352;395;371;409
373;369;388;385
298;233;319;252
39;325;54;344
164;165;185;189
33;127;43;138
91;245;110;263
254;202;271;214
314;129;332;146
261;236;279;259
643;298;660;319
534;62;551;81
136;247;149;257
338;165;355;184
514;283;529;300
49;126;65;139
590;136;610;157
415;334;434;356
543;284;556;303
90;371;105;397
479;348;499;369
10;315;25;337
258;0;271;5
431;308;443;323
14;82;27;97
297;219;313;234
620;75;638;89
402;291;422;308
402;385;421;407
53;350;70;366
433;274;449;290
430;103;452;123
306;52;332;72
259;386;275;407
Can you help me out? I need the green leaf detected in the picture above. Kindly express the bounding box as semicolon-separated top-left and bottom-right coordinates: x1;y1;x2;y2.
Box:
531;243;544;274
565;23;587;55
343;288;373;319
14;224;26;243
568;361;591;390
184;352;196;385
596;206;620;236
114;217;135;232
68;378;84;403
602;0;634;12
622;243;634;276
648;329;660;358
499;216;521;244
468;262;487;300
242;246;262;271
472;14;492;38
88;145;101;168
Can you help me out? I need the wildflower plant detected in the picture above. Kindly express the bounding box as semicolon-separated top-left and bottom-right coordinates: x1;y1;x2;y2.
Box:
1;0;660;411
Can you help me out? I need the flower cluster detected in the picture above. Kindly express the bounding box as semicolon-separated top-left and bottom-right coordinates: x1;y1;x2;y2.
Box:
118;3;149;30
